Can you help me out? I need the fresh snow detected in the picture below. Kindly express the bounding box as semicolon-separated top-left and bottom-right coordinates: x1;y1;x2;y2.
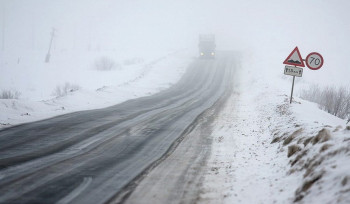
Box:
1;49;350;203
198;51;350;203
0;50;190;128
1;0;350;203
198;87;300;203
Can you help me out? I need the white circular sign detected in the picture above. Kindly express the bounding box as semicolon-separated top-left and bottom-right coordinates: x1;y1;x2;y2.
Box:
306;52;323;70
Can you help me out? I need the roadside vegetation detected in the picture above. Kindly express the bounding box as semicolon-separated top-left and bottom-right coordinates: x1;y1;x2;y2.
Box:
270;96;350;203
0;90;21;99
300;85;350;121
94;56;120;71
53;82;80;97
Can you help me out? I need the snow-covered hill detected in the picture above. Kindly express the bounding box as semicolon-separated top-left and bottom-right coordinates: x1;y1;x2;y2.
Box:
199;51;350;203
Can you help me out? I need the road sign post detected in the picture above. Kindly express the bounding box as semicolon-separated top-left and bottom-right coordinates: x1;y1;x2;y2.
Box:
283;47;305;104
290;75;295;104
283;47;324;104
284;65;303;104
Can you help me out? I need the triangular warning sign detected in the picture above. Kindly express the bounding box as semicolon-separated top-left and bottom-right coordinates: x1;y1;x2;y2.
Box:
283;47;305;67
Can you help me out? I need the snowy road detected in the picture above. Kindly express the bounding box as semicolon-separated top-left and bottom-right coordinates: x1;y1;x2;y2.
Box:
0;52;236;204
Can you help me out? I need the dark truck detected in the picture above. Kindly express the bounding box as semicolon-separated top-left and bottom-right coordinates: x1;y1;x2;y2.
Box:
198;34;216;59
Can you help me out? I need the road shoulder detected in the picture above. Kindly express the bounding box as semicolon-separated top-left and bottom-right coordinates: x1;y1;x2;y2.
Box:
197;86;299;203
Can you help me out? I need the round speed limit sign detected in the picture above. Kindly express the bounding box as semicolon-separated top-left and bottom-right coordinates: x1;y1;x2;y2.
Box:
306;52;324;70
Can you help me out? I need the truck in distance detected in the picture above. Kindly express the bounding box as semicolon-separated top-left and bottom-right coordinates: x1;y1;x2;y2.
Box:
198;34;216;59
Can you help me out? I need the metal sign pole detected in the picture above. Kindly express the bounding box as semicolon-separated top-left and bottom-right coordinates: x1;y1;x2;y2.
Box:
283;47;324;104
290;75;295;104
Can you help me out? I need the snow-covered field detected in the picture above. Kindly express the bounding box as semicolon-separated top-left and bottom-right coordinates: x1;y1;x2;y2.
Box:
0;49;191;128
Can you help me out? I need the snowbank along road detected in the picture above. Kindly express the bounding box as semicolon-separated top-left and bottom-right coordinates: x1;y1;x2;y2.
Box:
0;52;237;204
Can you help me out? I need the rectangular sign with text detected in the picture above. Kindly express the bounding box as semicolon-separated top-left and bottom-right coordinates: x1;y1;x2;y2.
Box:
284;65;303;77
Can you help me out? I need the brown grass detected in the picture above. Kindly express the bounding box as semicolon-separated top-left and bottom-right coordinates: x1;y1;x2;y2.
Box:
271;136;281;144
303;137;313;146
290;149;308;167
302;174;323;192
342;176;348;186
288;145;301;158
320;144;333;152
312;129;331;145
283;128;303;146
294;173;323;202
333;125;343;132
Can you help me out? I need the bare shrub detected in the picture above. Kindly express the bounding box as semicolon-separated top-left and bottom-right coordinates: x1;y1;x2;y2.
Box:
123;57;144;66
94;57;119;71
53;83;80;97
300;85;350;120
0;90;21;99
300;84;322;104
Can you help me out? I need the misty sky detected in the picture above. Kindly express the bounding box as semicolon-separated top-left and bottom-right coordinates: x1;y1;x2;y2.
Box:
1;0;349;51
1;0;350;85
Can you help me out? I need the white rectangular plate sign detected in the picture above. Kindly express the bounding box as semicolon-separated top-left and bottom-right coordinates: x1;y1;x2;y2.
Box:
284;65;303;77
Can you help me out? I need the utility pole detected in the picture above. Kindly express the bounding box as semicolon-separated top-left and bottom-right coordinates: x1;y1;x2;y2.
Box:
45;28;55;63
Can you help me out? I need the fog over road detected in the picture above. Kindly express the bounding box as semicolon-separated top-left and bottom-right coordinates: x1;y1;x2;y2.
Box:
0;52;236;204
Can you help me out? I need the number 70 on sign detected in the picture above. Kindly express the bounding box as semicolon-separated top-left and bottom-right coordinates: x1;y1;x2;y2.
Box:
306;52;323;70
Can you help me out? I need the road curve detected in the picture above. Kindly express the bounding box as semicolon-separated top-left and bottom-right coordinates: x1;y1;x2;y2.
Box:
0;52;236;204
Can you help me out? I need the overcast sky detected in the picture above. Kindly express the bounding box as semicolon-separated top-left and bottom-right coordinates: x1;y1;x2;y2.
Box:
1;0;348;50
1;0;349;85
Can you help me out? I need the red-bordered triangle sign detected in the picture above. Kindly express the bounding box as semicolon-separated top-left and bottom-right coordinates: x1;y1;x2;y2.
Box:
283;46;305;67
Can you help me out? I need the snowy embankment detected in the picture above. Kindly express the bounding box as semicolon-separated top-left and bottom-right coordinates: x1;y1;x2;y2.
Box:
199;51;350;203
0;50;191;129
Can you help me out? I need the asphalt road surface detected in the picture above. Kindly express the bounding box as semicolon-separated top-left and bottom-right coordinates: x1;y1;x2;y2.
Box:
0;52;236;204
